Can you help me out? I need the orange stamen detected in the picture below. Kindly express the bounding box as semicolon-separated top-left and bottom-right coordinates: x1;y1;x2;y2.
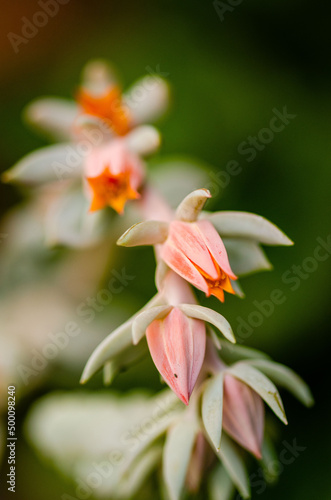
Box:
87;167;140;214
193;254;235;302
77;86;131;136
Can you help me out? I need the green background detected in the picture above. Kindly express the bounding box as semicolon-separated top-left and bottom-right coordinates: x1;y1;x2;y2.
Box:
0;0;330;498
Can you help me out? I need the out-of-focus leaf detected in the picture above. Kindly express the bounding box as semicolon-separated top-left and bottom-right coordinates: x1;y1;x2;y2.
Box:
223;238;272;276
163;418;198;500
246;359;314;407
216;433;250;499
209;463;235;500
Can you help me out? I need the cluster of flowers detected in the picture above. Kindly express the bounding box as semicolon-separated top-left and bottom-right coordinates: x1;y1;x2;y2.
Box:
4;60;313;500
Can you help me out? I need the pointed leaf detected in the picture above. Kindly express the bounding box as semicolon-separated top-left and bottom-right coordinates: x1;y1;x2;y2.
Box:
246;359;314;407
80;321;133;383
208;326;222;350
227;363;287;424
45;188;108;248
121;391;183;475
103;340;148;385
206;211;293;246
117;220;169;247
202;372;224;451
209;463;235;500
260;436;279;484
217;340;271;364
223;238;272;276
179;304;236;344
175;189;211;222
132;305;172;344
3;143;82;185
163;419;198;500
231;279;245;298
216;434;251;499
24;97;78;141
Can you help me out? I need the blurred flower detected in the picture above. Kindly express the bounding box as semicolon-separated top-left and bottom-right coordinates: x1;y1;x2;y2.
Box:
2;60;167;247
84;139;144;214
24;59;170;143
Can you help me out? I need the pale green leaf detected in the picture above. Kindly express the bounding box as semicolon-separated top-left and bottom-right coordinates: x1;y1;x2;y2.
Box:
216;434;251;499
3;143;81;185
223;238;272;276
246;359;314;407
202;372;224;451
179;304;236;344
227;363;287;424
132;305;172;344
175;189;211;222
206;211;293;246
24;97;78;141
209;463;235;500
117;220;169;247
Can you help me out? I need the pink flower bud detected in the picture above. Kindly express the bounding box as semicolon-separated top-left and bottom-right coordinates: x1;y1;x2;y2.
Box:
222;374;264;459
146;307;206;405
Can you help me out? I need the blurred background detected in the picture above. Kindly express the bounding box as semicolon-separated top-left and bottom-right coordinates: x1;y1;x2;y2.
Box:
0;0;330;498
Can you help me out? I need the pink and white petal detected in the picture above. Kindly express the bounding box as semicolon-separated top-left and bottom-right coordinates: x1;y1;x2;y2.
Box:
168;221;219;280
124;125;161;156
175;189;211;222
160;241;209;295
223;375;264;459
162;271;197;306
146;308;206;404
124;76;169;125
73;113;114;143
196;220;237;280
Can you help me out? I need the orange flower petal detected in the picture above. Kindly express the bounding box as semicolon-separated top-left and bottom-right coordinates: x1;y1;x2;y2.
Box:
77;86;131;136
